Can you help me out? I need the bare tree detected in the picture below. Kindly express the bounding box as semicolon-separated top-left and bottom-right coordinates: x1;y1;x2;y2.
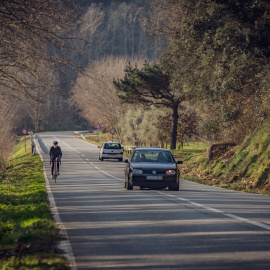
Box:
108;3;120;57
0;0;79;99
0;97;17;165
79;3;105;62
118;3;130;57
119;106;169;147
71;56;144;142
137;107;164;146
128;5;144;59
177;109;199;149
119;107;145;146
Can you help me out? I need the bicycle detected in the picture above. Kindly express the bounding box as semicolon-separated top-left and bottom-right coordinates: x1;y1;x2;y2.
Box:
51;157;61;183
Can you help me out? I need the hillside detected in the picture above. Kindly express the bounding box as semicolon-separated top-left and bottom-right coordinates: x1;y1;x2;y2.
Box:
181;118;270;194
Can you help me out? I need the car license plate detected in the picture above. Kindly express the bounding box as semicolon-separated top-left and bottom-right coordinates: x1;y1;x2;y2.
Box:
146;176;163;180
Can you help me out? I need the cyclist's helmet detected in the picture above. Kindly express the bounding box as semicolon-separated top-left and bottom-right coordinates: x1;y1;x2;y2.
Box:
53;141;58;145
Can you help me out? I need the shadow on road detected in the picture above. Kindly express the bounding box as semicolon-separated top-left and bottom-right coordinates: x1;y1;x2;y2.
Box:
35;135;49;154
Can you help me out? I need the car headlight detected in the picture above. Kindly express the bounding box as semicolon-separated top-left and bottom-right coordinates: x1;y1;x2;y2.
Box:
166;170;176;175
133;169;143;174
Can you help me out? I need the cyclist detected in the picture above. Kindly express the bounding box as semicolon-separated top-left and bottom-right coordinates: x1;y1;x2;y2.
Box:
49;141;62;179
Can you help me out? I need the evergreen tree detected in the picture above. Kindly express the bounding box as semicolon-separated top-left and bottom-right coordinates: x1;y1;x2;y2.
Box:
113;61;185;149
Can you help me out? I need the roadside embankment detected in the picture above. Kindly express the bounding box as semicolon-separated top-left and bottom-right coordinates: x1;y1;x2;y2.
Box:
181;119;270;195
0;137;69;269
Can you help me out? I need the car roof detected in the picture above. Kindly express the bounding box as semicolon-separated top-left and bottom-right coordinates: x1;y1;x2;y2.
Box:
103;141;121;144
134;147;170;152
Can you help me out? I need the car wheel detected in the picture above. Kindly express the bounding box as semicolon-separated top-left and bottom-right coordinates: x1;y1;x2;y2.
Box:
101;157;104;161
169;182;179;191
119;158;123;162
127;174;133;190
124;177;127;189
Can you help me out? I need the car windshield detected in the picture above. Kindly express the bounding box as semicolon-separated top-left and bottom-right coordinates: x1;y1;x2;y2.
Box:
104;143;121;149
131;150;174;163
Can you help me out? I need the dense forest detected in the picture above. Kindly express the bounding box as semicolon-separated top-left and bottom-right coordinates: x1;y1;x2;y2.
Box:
0;0;160;164
1;0;270;167
72;0;270;148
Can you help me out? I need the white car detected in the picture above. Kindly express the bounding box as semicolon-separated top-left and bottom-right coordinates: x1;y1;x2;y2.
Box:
99;142;123;161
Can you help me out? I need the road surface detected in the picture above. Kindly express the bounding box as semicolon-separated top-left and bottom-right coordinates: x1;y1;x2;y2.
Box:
36;132;270;270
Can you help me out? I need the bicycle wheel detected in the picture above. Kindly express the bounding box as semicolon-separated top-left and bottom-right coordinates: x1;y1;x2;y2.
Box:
54;160;57;183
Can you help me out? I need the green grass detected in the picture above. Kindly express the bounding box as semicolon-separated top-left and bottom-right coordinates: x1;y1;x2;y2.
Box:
170;142;209;161
79;134;209;159
77;133;113;147
180;119;270;195
0;138;68;270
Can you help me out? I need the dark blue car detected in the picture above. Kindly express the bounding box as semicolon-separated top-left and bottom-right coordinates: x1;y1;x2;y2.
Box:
124;147;182;191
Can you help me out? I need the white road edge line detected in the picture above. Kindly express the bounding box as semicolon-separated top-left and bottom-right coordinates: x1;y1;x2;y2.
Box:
35;138;77;270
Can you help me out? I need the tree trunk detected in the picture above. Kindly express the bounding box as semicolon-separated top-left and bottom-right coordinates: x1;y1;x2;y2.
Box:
170;104;179;150
34;103;38;133
124;13;128;57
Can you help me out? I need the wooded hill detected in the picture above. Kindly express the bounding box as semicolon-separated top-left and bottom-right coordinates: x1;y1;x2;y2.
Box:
72;0;270;146
0;0;158;164
2;0;270;179
71;0;270;191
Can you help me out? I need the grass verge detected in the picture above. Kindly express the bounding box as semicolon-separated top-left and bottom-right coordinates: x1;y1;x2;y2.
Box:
83;133;113;147
180;122;270;195
0;137;68;270
78;134;209;158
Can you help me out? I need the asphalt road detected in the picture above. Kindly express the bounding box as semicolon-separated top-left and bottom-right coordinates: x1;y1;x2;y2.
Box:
36;132;270;270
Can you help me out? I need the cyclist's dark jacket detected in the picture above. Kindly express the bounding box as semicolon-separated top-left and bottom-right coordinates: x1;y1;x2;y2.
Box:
49;146;62;159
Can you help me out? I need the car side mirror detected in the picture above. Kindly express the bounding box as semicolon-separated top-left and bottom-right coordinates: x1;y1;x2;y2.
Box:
97;146;100;148
124;159;129;163
176;160;183;165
